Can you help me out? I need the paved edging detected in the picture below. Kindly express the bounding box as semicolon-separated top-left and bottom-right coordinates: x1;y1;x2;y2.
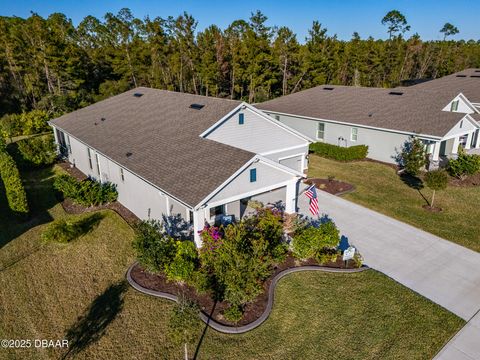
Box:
126;262;369;334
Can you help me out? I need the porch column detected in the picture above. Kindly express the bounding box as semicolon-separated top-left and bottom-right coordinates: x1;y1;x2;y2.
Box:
474;130;480;149
432;141;441;161
451;136;460;154
465;132;473;150
192;210;203;247
285;179;298;213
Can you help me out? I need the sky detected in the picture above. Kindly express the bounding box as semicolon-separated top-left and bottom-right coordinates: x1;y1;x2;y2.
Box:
1;0;479;41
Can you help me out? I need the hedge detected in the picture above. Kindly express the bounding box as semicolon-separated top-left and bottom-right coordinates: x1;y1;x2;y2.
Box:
0;148;29;215
53;174;118;207
310;142;368;161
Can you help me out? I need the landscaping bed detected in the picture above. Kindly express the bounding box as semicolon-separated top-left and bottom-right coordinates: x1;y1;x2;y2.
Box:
130;252;360;327
305;178;355;195
449;172;480;187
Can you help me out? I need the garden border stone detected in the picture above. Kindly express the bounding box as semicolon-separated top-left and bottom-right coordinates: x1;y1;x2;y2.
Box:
126;262;369;334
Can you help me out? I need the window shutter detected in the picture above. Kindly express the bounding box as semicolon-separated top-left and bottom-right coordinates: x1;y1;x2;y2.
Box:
239;113;244;125
250;168;257;182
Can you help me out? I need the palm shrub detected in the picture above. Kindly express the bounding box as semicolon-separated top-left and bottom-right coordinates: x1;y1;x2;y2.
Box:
292;220;340;263
0;148;29;215
424;170;448;208
447;148;480;180
400;136;427;176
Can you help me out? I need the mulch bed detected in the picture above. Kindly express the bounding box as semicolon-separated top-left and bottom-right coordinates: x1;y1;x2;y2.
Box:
449;173;480;187
130;252;359;327
305;178;355;195
422;205;442;212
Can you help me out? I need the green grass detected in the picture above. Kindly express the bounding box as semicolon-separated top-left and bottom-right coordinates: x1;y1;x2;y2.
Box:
0;165;464;359
308;155;480;252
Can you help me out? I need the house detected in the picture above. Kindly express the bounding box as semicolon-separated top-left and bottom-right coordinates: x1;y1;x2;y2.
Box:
49;88;310;246
256;68;480;166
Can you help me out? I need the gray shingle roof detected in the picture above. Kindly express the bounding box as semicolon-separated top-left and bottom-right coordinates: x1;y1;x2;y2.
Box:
257;69;480;138
411;69;480;103
51;87;254;207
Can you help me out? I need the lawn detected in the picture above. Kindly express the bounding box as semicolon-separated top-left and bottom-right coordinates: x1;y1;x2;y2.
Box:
308;155;480;252
0;165;464;359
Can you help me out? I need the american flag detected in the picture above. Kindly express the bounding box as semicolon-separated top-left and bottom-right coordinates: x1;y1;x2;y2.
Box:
305;185;319;216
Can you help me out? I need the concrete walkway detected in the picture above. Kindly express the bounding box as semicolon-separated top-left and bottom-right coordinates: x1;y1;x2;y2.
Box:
297;189;480;359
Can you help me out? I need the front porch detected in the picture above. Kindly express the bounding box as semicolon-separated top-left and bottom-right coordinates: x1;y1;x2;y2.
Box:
192;178;300;246
427;128;480;169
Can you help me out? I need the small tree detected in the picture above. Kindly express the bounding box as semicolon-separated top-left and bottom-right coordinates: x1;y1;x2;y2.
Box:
168;296;202;360
381;10;410;39
424;170;448;208
440;23;459;40
400;137;427;176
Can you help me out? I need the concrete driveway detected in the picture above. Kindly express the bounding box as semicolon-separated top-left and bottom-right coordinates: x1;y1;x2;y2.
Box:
297;188;480;359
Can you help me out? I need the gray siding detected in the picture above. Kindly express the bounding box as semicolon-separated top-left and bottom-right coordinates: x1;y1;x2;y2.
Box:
57;129;188;222
205;107;308;155
272;113;413;164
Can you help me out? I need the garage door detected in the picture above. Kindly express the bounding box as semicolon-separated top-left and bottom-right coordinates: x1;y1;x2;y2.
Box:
279;155;303;172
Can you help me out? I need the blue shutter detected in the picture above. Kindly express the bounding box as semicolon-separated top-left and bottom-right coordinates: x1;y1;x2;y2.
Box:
239;113;244;125
250;168;257;182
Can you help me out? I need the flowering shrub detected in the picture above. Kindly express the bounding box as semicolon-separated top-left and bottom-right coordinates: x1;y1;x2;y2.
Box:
198;225;223;269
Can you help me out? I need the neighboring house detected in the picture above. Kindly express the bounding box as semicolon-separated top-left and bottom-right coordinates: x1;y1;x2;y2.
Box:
49;88;310;246
257;68;480;166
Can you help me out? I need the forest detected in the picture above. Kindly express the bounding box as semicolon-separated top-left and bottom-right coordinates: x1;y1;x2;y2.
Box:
0;8;479;119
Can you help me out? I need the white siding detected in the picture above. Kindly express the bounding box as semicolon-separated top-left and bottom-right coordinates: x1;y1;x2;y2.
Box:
54;127;188;223
204;107;308;155
207;160;296;204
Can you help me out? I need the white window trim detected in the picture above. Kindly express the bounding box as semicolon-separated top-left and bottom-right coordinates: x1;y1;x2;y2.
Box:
351;127;358;142
316;122;325;141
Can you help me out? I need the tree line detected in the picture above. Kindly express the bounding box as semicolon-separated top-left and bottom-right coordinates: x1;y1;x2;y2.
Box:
0;8;479;118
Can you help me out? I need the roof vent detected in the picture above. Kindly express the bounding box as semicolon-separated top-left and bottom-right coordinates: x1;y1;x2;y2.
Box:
388;91;404;96
133;92;143;97
470;75;480;78
368;112;373;117
101;117;106;122
475;70;480;73
126;152;133;158
323;87;334;90
456;75;467;77
189;103;205;110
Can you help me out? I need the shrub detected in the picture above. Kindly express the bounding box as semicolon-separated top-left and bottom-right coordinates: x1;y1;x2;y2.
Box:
15;135;57;167
132;219;177;273
447;148;480;180
223;305;243;323
399;137;427;176
292;220;340;263
0;149;29;215
53;174;118;206
310;142;368;161
41;213;104;243
0;110;51;139
200;207;288;307
424;169;448;208
165;240;199;284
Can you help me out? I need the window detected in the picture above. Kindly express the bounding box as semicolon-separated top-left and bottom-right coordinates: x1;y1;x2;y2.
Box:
250;168;257;182
209;205;224;220
120;168;125;182
87;148;93;170
95;153;100;174
316;122;325;140
239;113;244;125
189;210;194;224
66;135;72;154
451;100;459;111
351;127;358;141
